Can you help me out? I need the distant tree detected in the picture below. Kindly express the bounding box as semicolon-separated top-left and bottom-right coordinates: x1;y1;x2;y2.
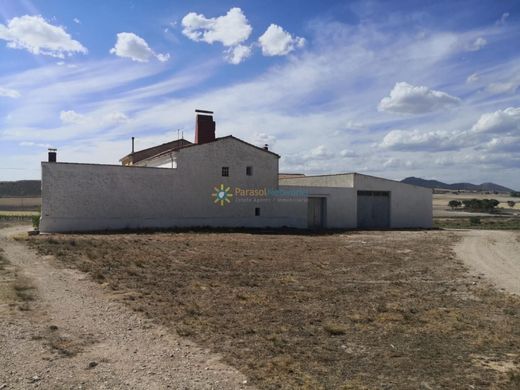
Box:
448;200;462;210
462;199;472;208
461;198;499;211
489;199;500;208
511;191;520;198
508;200;516;208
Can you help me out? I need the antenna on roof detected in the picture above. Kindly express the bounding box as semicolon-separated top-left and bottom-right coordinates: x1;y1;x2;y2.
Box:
195;109;214;114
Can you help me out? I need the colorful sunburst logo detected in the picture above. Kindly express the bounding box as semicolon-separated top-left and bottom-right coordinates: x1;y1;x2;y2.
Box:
212;184;233;206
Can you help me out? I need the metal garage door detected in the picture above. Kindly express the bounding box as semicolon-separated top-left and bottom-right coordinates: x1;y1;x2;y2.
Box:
308;197;326;229
357;191;390;228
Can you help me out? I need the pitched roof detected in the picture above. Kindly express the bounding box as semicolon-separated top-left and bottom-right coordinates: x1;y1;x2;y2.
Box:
179;135;280;158
119;139;193;164
143;135;280;162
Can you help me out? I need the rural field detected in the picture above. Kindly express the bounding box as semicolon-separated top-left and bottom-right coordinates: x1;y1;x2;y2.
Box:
433;193;520;230
433;193;520;217
3;228;514;389
0;197;41;212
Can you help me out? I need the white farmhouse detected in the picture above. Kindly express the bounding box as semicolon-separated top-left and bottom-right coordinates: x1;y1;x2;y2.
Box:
39;111;432;232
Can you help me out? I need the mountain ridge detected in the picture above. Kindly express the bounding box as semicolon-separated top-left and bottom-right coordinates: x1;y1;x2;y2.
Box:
401;177;515;193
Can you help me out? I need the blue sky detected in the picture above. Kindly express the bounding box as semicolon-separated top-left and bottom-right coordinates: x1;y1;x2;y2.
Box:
1;0;519;188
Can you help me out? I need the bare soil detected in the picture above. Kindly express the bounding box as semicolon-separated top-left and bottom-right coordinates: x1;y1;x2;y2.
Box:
454;230;520;295
26;229;520;389
0;225;251;389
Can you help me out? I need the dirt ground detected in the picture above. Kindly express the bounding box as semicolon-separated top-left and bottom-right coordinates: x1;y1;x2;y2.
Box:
455;230;520;295
0;224;252;390
20;228;520;389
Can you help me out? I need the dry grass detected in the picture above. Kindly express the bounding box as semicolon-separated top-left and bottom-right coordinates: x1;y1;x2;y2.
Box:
0;197;41;211
29;231;520;389
0;246;36;312
435;216;520;230
13;276;35;302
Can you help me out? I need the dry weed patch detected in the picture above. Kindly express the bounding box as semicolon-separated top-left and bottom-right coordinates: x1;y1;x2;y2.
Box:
29;231;520;389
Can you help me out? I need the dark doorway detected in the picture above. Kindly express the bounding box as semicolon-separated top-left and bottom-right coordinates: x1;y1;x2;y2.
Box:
357;191;390;228
308;197;326;229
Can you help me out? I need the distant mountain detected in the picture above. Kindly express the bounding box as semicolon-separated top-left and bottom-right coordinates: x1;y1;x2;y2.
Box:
401;177;515;193
0;180;41;197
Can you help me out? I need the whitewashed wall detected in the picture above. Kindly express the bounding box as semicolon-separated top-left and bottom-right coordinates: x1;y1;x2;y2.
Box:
40;138;307;232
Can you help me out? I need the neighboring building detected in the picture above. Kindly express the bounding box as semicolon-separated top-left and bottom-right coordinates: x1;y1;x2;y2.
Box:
119;138;192;167
39;111;432;232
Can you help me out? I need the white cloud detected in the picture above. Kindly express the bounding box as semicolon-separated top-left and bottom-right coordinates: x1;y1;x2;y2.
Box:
60;110;129;127
466;72;479;83
380;106;520;153
471;107;520;134
378;82;461;114
60;110;86;125
19;141;52;148
309;145;334;160
253;132;276;148
224;44;252;64
496;12;510;26
181;7;252;47
110;32;169;62
486;81;519;94
339;149;358;158
103;111;129;125
73;18;80;24
382;157;414;169
466;37;487;52
258;24;305;56
345;120;366;130
0;15;87;58
380;129;462;151
0;86;21;98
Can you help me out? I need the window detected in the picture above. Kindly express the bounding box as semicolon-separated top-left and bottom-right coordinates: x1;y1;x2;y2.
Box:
246;166;253;176
222;166;229;177
255;207;261;216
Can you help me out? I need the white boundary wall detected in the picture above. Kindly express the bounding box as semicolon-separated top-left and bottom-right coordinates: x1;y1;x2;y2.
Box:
40;162;431;232
40;162;306;232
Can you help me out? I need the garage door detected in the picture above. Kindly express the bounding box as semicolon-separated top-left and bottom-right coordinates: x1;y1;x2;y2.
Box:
357;191;390;228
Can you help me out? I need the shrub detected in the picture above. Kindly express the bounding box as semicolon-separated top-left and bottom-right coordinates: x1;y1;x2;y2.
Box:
324;323;347;335
469;216;481;225
462;199;499;211
32;214;40;230
448;200;462;210
507;200;516;208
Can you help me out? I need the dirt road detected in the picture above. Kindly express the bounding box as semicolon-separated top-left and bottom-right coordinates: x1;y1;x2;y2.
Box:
455;229;520;295
0;225;251;389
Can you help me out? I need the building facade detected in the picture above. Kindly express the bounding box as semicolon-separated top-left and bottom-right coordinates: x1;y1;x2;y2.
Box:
39;111;432;232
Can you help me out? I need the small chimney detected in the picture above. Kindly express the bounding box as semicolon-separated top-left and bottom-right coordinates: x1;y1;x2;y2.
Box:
48;148;57;163
194;109;215;144
263;144;269;151
131;137;135;154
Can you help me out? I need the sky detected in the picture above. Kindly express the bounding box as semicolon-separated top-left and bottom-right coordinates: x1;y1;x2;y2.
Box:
0;0;519;189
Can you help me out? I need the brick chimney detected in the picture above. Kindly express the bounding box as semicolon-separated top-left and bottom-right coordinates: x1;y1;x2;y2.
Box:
195;109;215;144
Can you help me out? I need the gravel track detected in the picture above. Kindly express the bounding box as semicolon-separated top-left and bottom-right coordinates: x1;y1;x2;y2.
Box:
454;229;520;295
0;225;252;389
